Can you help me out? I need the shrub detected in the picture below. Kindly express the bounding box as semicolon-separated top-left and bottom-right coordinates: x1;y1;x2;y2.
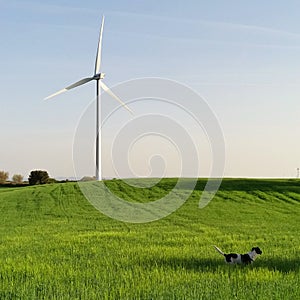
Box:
47;178;57;184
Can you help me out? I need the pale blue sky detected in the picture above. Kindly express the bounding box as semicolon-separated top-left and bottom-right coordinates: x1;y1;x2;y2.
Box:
1;0;300;179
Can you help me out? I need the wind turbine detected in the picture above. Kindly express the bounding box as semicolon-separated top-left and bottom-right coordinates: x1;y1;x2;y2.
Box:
45;16;133;181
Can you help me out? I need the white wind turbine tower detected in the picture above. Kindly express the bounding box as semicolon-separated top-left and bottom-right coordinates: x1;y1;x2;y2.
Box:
45;16;133;181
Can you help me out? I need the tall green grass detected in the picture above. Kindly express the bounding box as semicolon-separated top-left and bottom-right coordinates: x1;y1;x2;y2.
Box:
0;179;299;299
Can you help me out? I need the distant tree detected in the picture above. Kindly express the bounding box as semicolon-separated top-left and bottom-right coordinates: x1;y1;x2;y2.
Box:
28;170;50;185
12;174;23;184
0;171;9;184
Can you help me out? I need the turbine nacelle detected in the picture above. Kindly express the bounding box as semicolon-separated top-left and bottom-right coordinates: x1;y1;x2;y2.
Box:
93;73;105;80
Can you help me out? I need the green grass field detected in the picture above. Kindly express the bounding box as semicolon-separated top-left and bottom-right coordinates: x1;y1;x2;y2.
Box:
0;179;299;299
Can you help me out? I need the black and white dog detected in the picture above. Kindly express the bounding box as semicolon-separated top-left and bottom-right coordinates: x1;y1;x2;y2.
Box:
214;245;262;265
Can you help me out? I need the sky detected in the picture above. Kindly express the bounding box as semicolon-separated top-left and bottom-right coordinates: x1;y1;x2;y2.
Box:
1;0;300;179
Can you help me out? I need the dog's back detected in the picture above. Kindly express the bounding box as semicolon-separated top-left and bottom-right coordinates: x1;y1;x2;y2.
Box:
214;245;262;265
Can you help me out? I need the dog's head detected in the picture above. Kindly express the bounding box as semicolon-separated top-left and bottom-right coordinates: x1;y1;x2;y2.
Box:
252;247;262;255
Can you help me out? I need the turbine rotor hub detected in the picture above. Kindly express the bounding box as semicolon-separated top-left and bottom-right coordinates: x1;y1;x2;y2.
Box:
94;73;105;80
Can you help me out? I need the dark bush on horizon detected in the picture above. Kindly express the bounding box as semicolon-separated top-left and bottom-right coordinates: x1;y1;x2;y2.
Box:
28;170;50;185
47;178;58;184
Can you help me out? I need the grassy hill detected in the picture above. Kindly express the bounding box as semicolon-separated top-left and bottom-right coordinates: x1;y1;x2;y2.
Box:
0;178;299;299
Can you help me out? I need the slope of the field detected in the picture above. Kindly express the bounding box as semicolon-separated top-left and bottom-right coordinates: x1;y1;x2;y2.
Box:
0;179;299;299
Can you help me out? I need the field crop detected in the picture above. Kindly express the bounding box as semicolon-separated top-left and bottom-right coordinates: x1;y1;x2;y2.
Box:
0;178;299;299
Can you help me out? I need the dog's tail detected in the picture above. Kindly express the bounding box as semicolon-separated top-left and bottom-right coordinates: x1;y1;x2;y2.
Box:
213;245;225;256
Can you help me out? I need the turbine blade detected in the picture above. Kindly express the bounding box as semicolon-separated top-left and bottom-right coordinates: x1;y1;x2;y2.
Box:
44;88;68;100
44;77;94;100
65;77;94;90
99;81;134;115
94;16;105;75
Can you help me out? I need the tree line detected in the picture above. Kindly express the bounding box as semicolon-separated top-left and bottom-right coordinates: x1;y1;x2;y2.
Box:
0;170;53;185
